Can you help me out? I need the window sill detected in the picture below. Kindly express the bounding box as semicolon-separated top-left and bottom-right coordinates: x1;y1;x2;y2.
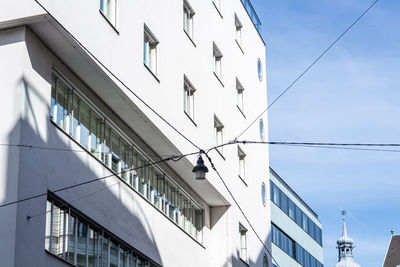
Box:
235;39;244;54
184;111;197;126
143;63;160;83
212;1;223;19
236;105;246;118
238;175;248;186
184;29;196;47
213;72;224;87
99;10;119;35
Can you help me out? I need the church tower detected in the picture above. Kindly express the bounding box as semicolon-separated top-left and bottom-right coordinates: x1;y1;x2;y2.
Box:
334;210;361;267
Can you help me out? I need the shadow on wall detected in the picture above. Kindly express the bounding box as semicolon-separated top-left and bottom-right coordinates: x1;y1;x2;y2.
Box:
5;74;163;267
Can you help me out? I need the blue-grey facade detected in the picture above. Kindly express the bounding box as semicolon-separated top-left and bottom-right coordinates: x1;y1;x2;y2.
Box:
270;168;324;267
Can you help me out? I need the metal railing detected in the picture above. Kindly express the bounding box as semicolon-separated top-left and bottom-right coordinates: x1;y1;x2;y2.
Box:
241;0;262;34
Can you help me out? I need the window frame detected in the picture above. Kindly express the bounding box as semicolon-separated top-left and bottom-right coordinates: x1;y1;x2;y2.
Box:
213;42;223;85
236;78;245;116
183;0;195;41
214;116;224;156
183;76;196;123
99;0;118;30
238;146;246;181
143;24;159;78
239;223;248;263
234;14;243;49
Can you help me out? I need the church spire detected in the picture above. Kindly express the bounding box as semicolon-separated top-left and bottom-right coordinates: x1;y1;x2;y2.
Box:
334;210;361;267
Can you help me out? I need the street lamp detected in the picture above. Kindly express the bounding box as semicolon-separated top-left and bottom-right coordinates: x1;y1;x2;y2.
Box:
192;154;208;180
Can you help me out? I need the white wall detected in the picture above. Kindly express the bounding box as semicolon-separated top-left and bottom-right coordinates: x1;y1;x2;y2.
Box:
0;0;270;266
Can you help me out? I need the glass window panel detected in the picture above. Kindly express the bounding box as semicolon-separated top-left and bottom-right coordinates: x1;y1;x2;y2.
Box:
109;241;118;267
111;131;121;174
66;215;76;264
120;248;127;267
288;199;295;220
76;221;87;267
273;184;280;205
295;206;302;226
45;201;52;251
88;228;100;267
72;96;80;141
302;213;308;231
280;192;288;214
270;182;274;201
90;111;103;159
130;151;138;189
79;101;90;149
50;75;57;120
56;79;70;131
103;123;112;167
129;253;137;267
102;236;108;267
51;205;66;257
121;141;130;182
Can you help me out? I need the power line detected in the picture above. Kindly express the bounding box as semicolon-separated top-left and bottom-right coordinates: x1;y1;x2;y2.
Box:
207;140;400;154
0;143;85;152
203;152;280;267
4;140;400;156
275;144;400;153
34;0;201;151
27;182;120;220
234;0;379;141
0;152;197;209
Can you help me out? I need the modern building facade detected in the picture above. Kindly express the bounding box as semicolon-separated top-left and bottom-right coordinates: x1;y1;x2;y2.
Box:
0;0;271;266
269;168;324;267
334;212;361;267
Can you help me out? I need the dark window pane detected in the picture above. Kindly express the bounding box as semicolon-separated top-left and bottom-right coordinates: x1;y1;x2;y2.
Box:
110;240;118;267
90;111;103;159
88;228;100;267
80;101;90;149
76;221;87;267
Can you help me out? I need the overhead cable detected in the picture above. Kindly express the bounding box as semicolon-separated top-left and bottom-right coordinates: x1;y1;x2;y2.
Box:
234;0;379;141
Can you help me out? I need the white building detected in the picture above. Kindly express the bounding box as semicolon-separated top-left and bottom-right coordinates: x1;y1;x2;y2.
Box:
269;168;324;267
0;0;271;266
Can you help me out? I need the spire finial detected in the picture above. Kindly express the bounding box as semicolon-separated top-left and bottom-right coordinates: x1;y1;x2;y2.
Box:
391;229;395;235
341;210;347;237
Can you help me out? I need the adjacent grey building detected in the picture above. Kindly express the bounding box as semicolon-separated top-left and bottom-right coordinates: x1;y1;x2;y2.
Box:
269;168;324;267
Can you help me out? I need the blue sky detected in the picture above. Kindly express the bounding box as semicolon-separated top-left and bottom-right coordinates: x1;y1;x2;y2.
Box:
251;0;400;266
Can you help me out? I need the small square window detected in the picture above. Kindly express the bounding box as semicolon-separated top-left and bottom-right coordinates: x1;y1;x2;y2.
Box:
213;43;223;81
100;0;117;27
235;15;243;47
183;0;195;40
214;116;224;154
144;24;159;76
184;76;196;122
236;78;245;114
238;146;246;180
239;223;248;262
